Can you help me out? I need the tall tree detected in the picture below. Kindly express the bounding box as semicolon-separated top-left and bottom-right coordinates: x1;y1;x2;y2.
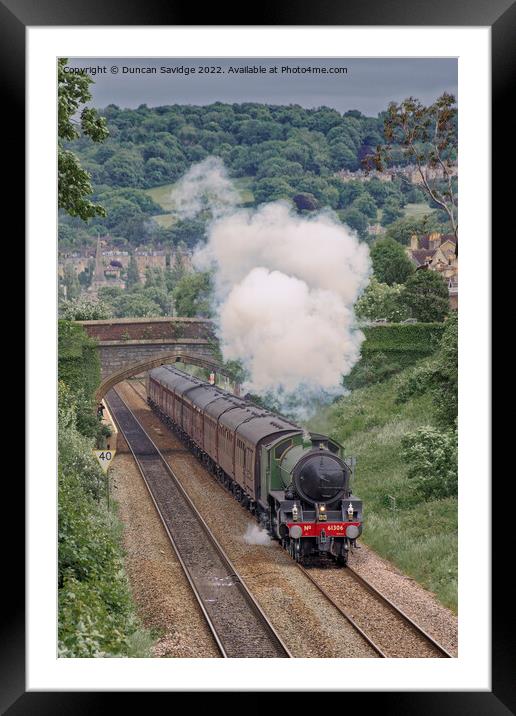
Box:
125;254;140;289
61;263;81;300
366;93;458;247
402;269;450;322
58;59;109;219
371;238;415;285
172;271;213;318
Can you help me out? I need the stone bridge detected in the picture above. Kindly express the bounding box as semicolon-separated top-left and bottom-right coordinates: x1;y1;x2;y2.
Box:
76;317;227;401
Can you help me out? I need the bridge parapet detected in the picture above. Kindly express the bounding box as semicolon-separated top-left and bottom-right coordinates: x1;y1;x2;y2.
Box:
75;317;219;381
77;316;215;343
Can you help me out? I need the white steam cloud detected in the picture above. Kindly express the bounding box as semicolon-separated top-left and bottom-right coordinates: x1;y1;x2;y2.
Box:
218;267;361;393
243;524;273;546
171;158;371;403
171;156;239;220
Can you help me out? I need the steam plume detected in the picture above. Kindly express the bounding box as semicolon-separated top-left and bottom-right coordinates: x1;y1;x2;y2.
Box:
171;158;371;405
171;156;239;220
243;524;272;546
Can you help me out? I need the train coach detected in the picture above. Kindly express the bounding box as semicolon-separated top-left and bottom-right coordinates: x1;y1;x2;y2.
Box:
146;365;363;565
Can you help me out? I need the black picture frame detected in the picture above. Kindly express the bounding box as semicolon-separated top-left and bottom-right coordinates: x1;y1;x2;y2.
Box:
10;0;506;712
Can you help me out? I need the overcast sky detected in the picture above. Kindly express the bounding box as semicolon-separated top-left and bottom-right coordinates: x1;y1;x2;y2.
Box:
66;57;457;116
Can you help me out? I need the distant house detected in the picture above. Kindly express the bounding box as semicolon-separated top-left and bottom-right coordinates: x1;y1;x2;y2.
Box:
104;260;124;279
102;249;130;269
336;163;457;185
134;247;167;274
398;163;457;186
367;223;386;237
407;232;458;308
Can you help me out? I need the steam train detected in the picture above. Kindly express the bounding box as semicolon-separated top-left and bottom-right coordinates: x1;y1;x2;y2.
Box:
146;365;363;565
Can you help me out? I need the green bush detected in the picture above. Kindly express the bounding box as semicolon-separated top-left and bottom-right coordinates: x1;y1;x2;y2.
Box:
355;278;410;323
58;384;152;657
395;314;457;428
58;321;101;398
172;271;213;318
58;466;138;656
395;360;438;403
59;422;105;501
401;426;457;499
431;312;458;428
58;322;103;439
60;296;112;321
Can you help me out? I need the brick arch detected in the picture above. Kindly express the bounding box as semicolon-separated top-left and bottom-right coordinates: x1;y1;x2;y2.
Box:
95;350;233;402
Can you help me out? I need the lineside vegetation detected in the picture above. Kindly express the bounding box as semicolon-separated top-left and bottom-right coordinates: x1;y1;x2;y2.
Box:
58;322;153;656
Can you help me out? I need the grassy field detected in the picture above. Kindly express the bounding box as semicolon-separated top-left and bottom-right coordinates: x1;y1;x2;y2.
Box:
145;183;178;227
377;201;434;224
403;202;436;218
145;182;177;211
145;176;255;227
306;366;458;613
151;213;177;228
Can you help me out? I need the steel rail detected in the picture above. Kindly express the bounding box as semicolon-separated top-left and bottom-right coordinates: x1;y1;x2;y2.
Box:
125;378;148;401
106;387;292;659
296;564;386;657
345;565;453;658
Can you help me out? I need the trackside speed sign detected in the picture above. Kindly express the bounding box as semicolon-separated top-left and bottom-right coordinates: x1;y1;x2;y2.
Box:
94;450;116;473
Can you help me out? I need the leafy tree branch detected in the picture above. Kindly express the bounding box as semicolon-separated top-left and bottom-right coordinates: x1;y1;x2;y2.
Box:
58;59;109;220
365;93;458;246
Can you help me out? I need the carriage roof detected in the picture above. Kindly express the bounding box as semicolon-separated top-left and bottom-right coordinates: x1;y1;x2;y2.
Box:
149;365;301;446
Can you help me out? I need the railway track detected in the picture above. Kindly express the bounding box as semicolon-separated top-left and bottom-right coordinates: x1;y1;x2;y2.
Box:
300;564;452;658
296;565;386;657
344;566;453;657
119;378;453;658
106;387;291;659
127;377;147;400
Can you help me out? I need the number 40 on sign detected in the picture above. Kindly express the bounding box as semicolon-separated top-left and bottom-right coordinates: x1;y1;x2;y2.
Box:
94;450;116;473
